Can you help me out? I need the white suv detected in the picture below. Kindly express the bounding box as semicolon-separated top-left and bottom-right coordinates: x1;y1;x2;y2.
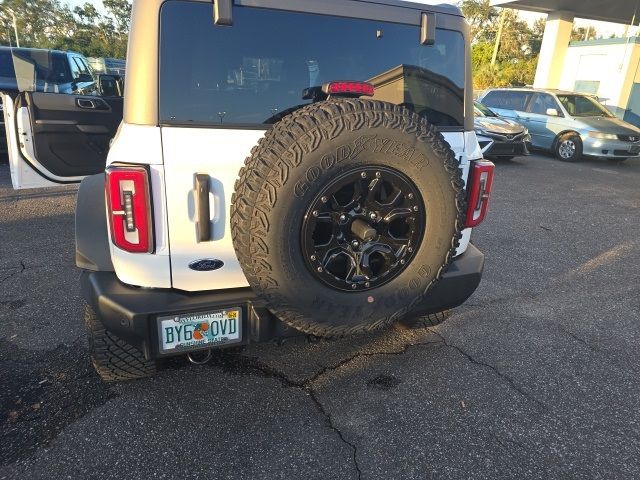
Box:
3;0;494;381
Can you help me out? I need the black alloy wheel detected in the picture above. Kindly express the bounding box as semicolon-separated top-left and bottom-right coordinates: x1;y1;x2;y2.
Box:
301;166;425;292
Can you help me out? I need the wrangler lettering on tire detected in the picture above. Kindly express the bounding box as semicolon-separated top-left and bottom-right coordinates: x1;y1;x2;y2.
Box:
231;99;465;337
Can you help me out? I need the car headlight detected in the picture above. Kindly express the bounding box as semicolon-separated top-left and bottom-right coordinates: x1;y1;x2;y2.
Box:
588;132;618;140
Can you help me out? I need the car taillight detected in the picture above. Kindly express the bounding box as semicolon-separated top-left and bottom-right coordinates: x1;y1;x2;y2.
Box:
105;166;153;253
322;81;375;97
465;160;495;228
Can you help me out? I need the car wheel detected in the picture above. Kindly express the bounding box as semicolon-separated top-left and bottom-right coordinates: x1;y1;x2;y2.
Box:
231;99;466;337
555;133;583;162
84;303;158;382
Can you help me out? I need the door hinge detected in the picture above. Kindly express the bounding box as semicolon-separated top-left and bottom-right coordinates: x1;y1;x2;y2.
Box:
213;0;233;26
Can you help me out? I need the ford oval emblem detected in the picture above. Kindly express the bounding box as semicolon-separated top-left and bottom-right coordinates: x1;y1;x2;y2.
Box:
189;259;224;272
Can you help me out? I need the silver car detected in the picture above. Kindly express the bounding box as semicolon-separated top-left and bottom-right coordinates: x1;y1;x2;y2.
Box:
474;101;530;159
479;88;640;162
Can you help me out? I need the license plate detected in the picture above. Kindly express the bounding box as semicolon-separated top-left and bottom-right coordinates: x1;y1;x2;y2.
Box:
157;308;242;353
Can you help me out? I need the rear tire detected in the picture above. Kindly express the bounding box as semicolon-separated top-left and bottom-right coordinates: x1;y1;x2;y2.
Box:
402;310;451;328
84;304;158;382
554;133;582;162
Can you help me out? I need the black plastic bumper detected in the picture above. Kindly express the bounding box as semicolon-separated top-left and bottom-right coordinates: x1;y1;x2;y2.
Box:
81;244;484;360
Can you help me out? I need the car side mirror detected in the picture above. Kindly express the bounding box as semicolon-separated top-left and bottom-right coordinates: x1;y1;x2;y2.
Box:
97;74;121;97
546;108;559;117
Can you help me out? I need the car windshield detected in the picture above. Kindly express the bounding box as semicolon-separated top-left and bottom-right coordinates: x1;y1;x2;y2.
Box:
159;1;466;128
556;94;612;118
474;102;496;117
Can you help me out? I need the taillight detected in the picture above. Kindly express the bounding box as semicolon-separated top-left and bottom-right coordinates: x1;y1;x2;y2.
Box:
465;160;495;228
105;166;154;253
322;81;375;97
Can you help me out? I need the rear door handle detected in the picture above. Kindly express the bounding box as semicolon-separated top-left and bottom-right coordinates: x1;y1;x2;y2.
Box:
195;174;211;242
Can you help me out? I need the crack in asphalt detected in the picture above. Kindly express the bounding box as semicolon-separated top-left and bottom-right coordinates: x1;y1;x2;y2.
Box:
559;327;598;353
213;338;442;480
428;329;549;411
0;261;26;283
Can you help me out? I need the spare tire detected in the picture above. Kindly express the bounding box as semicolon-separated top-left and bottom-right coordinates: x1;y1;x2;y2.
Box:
231;99;465;337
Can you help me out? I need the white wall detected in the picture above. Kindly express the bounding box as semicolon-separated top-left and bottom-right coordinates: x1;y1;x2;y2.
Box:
558;42;638;108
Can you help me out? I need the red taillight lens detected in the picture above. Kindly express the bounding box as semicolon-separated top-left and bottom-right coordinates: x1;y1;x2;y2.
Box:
105;166;153;253
323;81;375;97
465;160;495;228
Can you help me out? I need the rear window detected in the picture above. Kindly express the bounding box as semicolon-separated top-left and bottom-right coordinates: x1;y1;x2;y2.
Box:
482;90;531;111
159;1;465;129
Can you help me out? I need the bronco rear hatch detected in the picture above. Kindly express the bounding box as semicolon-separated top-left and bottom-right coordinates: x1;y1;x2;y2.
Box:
156;0;473;291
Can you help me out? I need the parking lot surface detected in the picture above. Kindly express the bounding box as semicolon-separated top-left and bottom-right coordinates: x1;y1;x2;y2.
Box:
1;154;639;480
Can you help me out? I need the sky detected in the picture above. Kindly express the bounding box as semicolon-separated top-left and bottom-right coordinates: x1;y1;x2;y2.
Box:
63;0;636;39
519;10;634;38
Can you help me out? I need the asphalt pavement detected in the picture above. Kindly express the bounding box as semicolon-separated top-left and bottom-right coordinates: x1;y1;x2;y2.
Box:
1;154;639;479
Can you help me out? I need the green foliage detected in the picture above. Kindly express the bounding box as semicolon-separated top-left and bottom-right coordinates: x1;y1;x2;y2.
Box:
461;0;545;90
571;26;598;42
0;0;131;58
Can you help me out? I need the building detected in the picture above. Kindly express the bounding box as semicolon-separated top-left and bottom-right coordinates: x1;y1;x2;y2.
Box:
492;0;640;126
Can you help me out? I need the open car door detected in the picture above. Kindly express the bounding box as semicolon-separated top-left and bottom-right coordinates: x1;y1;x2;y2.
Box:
1;48;123;189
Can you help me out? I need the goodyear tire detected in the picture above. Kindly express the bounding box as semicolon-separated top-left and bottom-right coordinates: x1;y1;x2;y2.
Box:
231;99;465;337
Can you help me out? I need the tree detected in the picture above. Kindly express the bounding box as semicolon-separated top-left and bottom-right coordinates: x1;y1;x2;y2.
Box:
459;0;542;90
0;0;131;58
571;26;597;42
460;0;499;42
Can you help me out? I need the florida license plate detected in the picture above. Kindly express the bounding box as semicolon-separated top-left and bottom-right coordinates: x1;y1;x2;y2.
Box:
158;308;242;354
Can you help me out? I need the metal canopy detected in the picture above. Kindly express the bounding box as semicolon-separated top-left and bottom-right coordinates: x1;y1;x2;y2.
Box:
491;0;640;24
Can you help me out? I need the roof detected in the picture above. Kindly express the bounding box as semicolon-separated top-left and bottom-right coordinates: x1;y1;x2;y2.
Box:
491;0;637;25
484;87;591;96
0;46;78;56
360;0;462;16
569;36;640;47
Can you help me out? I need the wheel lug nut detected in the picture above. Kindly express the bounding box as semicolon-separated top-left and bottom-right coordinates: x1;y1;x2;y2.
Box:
412;206;418;212
313;210;319;217
375;172;381;178
408;193;414;200
365;282;370;288
317;267;323;272
369;212;377;220
310;255;317;261
361;172;367;178
351;240;360;248
351;284;357;289
400;259;406;265
340;214;347;222
407;247;413;253
321;196;328;203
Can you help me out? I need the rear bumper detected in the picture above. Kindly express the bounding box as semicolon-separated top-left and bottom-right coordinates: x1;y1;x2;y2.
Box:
81;244;485;360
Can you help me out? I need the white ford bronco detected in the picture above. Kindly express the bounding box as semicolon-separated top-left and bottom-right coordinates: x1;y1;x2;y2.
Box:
3;0;494;381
